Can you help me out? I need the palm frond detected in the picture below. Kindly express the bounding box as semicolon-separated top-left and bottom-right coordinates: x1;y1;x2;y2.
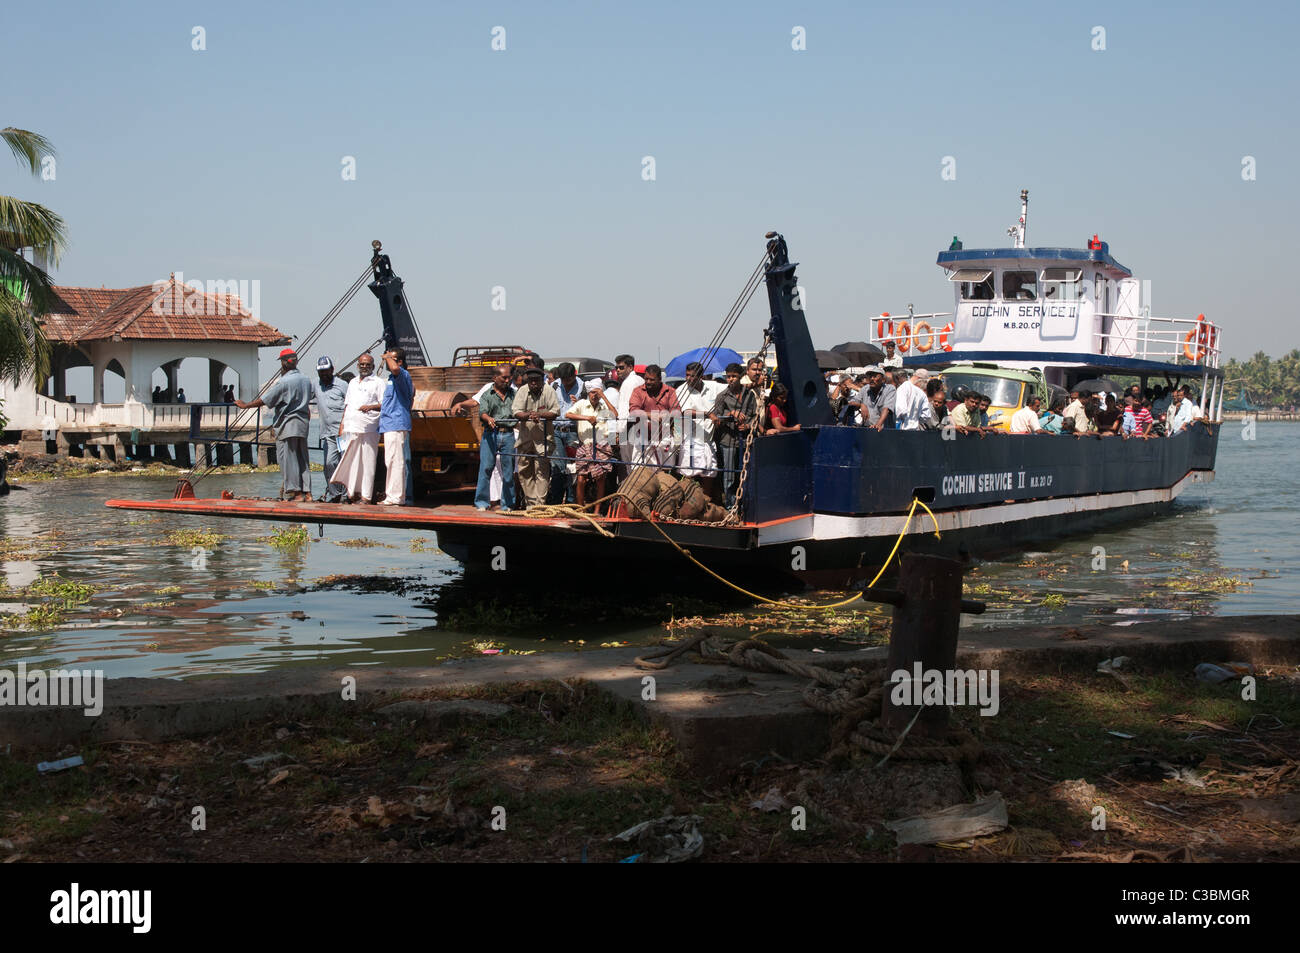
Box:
0;286;50;386
2;127;56;176
0;246;61;316
0;195;67;263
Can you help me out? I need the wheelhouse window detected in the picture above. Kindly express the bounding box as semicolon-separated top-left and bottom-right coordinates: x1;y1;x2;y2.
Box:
1002;270;1037;300
949;268;994;300
1041;267;1083;301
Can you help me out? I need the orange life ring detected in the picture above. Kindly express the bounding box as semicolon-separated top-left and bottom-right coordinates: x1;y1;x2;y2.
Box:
894;321;911;353
913;321;934;352
876;315;893;343
938;321;954;352
1182;314;1208;362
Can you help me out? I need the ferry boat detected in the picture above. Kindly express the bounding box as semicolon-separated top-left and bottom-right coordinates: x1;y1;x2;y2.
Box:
107;196;1222;586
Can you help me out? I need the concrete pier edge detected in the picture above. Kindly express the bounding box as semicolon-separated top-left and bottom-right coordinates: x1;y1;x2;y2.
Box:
2;614;1297;777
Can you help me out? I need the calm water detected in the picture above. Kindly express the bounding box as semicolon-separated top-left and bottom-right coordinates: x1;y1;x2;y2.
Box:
2;423;1296;678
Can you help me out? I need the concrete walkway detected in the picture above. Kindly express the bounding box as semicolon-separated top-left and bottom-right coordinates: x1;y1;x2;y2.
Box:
3;614;1297;776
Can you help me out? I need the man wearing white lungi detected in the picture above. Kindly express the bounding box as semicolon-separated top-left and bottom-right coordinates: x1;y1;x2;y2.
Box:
674;361;723;500
331;353;384;503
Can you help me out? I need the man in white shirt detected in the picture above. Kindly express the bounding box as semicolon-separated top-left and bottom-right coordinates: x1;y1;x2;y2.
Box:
1062;390;1090;433
1010;395;1046;434
1169;386;1196;434
881;340;903;369
565;379;617;504
675;361;725;499
894;368;933;430
613;354;643;470
330;353;386;503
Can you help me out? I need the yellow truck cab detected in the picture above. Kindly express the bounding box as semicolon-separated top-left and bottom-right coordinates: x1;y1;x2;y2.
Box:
938;363;1047;431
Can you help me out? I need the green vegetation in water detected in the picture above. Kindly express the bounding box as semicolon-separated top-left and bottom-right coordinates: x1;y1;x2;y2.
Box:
1040;593;1067;610
13;603;67;629
27;573;95;605
0;532;64;561
248;580;278;591
7;572;96;630
410;537;441;553
165;528;228;549
267;526;310;551
153;585;182;595
334;538;387;548
1157;574;1251;594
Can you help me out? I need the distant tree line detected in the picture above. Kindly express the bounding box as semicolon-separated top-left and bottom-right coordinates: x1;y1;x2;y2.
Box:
1222;349;1300;409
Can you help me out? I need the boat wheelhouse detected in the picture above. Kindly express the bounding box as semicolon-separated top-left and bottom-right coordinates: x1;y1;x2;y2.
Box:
873;191;1225;419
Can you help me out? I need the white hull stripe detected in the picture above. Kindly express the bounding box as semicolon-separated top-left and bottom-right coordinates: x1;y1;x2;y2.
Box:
756;470;1214;545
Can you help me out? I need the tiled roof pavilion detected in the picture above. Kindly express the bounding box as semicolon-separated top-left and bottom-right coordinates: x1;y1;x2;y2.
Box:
42;275;288;345
22;275;291;408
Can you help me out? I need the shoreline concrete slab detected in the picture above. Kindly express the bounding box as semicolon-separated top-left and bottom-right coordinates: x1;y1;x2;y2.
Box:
2;614;1297;776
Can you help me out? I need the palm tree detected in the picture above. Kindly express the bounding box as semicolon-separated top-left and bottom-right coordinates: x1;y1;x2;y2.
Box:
1;127;68;386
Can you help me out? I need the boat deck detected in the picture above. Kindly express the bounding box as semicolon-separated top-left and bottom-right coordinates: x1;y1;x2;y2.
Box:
102;494;775;539
106;496;629;531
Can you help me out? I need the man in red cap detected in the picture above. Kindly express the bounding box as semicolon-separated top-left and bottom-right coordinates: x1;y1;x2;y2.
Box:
236;347;315;500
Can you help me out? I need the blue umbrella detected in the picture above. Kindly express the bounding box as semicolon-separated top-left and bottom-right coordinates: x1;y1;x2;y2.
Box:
664;346;744;377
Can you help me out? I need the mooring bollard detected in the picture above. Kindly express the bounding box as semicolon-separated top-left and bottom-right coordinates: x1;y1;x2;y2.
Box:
881;553;966;738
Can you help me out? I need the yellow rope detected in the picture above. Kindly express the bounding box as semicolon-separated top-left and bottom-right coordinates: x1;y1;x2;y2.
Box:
639;497;936;610
512;488;942;611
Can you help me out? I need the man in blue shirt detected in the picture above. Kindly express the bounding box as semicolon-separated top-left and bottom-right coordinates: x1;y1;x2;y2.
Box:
379;347;414;505
313;356;350;502
236;347;314;501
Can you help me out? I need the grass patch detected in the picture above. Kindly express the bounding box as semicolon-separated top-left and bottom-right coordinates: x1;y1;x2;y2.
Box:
7;572;96;629
267;526;310;551
28;573;94;605
165;528;227;549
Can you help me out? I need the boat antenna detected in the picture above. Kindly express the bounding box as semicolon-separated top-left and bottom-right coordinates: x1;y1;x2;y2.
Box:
1007;189;1028;248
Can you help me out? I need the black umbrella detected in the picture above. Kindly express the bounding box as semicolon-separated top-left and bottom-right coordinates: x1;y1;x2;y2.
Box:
814;349;847;370
830;341;885;366
1073;378;1121;394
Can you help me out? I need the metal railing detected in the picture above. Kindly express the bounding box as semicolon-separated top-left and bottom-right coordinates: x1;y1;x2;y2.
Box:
1093;312;1222;368
864;309;1221;368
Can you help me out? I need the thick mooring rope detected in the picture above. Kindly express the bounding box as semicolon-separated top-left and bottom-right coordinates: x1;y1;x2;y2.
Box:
636;635;981;764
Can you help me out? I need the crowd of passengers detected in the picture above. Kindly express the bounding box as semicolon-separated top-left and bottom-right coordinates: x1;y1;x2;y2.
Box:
827;365;1205;438
458;354;785;513
455;348;1208;515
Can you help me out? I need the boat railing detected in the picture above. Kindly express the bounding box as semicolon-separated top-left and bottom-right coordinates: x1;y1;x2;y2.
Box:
862;310;1221;369
866;313;953;346
1095;312;1221;368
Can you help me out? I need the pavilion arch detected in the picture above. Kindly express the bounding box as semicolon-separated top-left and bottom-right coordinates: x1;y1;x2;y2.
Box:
100;359;127;403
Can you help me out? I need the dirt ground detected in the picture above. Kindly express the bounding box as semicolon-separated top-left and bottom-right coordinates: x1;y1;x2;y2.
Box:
2;661;1297;863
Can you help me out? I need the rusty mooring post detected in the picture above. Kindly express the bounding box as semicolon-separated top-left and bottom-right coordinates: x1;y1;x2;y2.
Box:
881;553;965;738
